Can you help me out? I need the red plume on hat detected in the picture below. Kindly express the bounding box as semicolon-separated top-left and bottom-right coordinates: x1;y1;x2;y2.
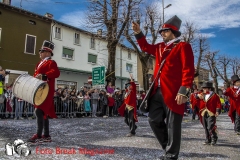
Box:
39;40;55;56
159;15;182;37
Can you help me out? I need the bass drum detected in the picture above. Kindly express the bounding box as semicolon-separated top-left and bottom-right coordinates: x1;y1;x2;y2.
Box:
12;74;49;106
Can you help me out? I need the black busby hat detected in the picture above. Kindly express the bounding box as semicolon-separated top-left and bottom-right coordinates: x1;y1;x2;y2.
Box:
231;75;240;84
201;81;213;88
39;40;55;56
159;15;182;37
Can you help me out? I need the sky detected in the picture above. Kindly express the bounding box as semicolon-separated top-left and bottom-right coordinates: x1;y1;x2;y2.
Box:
8;0;240;84
9;0;240;57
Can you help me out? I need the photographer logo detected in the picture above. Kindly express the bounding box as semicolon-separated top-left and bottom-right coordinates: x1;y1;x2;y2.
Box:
5;139;31;157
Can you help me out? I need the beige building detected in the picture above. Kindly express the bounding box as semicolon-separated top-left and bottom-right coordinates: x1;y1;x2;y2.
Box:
194;67;210;88
137;55;155;91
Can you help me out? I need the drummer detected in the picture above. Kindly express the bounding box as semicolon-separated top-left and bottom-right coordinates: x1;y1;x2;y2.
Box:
28;40;60;143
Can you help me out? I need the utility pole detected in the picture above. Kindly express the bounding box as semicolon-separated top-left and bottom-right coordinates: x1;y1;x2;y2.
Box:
162;0;172;23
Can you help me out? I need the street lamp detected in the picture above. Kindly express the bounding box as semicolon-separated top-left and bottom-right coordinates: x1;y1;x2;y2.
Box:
162;0;172;23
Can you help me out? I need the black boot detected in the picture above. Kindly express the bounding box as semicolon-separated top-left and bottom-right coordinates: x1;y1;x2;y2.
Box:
211;131;218;146
203;138;211;145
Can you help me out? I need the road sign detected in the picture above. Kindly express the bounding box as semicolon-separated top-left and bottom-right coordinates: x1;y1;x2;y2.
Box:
92;66;105;85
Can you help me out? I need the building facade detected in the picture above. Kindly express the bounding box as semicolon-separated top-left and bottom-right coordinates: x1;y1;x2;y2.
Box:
51;21;138;90
194;67;210;88
0;2;52;86
0;2;138;90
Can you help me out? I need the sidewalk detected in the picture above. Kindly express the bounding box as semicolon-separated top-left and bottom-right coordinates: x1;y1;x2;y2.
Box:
0;113;239;160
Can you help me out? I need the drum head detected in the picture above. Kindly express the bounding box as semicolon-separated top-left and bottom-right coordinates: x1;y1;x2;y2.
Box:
34;83;49;106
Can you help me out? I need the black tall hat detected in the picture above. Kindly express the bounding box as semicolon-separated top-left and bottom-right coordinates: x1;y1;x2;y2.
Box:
159;15;182;37
201;81;213;88
231;75;240;84
39;40;55;56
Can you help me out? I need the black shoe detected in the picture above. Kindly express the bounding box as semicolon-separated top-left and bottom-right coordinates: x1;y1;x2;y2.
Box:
203;139;211;145
211;138;218;146
126;133;135;137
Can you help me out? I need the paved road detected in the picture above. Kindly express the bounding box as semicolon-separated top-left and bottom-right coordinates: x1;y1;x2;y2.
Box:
0;113;239;160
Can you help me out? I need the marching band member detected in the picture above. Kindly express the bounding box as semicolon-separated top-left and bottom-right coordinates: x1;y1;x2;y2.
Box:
118;74;138;137
223;75;240;135
132;15;194;159
198;82;221;145
190;88;200;120
28;40;60;143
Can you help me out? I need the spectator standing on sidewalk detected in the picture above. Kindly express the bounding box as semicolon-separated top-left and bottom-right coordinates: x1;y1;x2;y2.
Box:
14;98;24;120
91;89;99;117
84;91;91;117
107;93;115;117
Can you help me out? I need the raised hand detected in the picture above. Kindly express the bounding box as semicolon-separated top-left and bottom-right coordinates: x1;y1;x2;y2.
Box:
132;21;141;33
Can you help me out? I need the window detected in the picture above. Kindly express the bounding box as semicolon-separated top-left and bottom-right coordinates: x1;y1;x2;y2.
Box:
24;34;36;55
90;37;95;49
62;47;74;59
148;58;153;70
88;54;97;64
126;63;132;72
55;27;61;39
128;51;131;59
74;33;80;45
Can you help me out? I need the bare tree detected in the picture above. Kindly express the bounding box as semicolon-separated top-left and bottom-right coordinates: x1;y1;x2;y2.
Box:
124;2;163;90
230;57;240;76
214;55;231;87
180;22;210;78
204;51;219;94
85;0;142;85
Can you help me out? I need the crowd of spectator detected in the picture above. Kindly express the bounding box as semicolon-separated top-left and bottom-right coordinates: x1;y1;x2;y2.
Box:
0;82;147;120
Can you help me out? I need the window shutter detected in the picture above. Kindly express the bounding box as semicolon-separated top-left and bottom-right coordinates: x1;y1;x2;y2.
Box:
26;35;35;54
63;48;73;56
88;54;97;63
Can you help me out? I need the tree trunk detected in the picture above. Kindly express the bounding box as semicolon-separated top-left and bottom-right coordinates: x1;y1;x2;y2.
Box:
142;63;149;91
106;44;117;85
213;77;219;94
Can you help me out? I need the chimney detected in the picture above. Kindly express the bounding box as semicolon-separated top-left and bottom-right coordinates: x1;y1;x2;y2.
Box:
97;29;102;37
44;13;53;19
3;0;11;5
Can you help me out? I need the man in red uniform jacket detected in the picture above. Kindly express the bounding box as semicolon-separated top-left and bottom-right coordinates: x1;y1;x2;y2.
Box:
198;82;221;145
118;74;138;137
28;40;60;143
223;75;240;135
190;88;200;120
132;15;194;160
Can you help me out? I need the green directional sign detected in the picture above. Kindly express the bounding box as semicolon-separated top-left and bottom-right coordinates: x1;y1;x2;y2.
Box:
92;66;105;85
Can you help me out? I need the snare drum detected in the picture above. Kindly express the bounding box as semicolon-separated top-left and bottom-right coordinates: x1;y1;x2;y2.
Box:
12;74;49;106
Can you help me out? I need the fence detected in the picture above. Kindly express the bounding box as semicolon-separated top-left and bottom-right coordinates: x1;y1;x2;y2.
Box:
0;97;120;119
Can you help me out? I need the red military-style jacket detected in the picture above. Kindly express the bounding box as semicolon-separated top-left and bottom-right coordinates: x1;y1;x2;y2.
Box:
190;93;200;110
34;58;60;119
223;87;240;122
136;36;194;116
199;92;222;118
118;82;138;122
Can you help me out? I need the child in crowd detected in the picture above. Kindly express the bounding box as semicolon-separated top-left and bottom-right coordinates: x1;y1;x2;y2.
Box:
107;93;115;117
84;92;91;117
